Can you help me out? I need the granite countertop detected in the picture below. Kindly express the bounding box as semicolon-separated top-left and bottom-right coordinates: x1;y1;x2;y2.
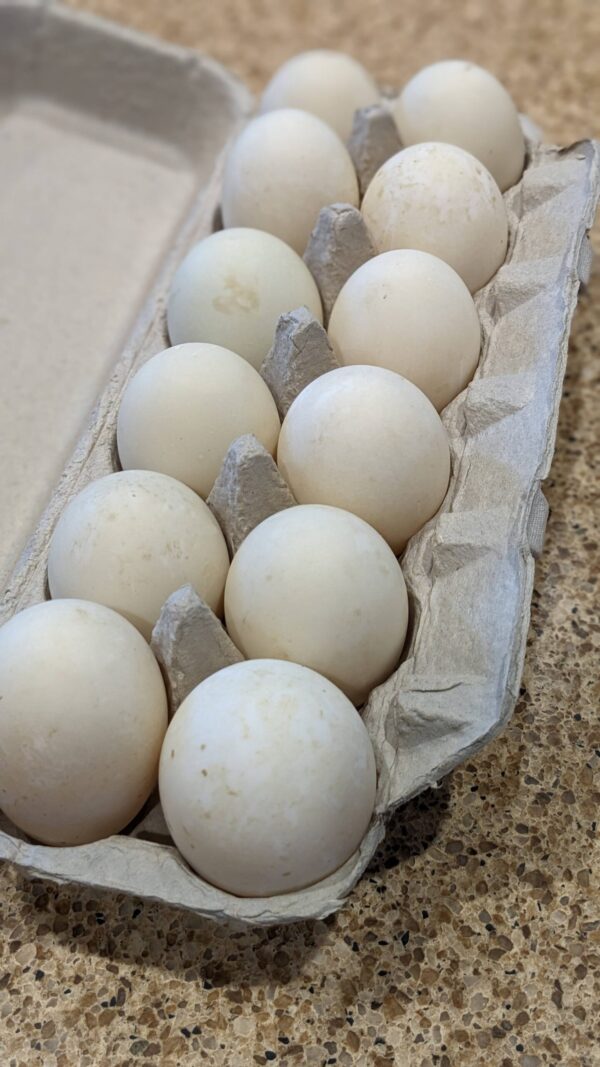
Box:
1;1;599;1064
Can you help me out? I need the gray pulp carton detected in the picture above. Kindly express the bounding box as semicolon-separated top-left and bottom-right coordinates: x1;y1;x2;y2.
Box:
0;0;598;925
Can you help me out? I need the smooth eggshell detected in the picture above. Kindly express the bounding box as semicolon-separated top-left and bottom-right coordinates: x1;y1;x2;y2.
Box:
0;599;167;845
260;50;380;141
221;110;359;255
159;659;376;896
393;60;525;192
328;250;481;411
277;365;450;553
361;142;508;293
117;343;280;498
48;470;229;639
224;504;408;705
167;227;322;369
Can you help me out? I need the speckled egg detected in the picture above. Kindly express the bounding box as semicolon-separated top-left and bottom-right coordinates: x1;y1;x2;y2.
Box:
159;659;377;896
48;470;229;639
361;142;508;293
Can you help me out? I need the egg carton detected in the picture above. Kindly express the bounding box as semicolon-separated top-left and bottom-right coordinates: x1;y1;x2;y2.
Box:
0;0;599;926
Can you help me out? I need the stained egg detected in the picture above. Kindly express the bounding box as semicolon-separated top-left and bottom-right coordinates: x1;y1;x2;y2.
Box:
167;227;322;369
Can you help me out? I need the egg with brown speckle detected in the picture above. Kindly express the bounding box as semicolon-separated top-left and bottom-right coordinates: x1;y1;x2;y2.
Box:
361;142;508;293
159;659;377;897
167;228;322;370
48;470;229;639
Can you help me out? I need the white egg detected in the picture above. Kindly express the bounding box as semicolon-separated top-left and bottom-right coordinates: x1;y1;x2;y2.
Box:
361;142;508;293
117;344;280;498
393;60;525;192
261;50;380;141
159;659;376;896
167;227;322;369
277;366;450;553
221;110;359;255
0;599;167;845
328;250;481;411
224;505;408;705
48;470;229;639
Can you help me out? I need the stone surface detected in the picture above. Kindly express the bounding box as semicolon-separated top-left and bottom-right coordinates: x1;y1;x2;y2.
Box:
260;306;339;417
1;0;599;1063
347;103;403;196
303;203;376;321
150;584;243;713
207;434;296;553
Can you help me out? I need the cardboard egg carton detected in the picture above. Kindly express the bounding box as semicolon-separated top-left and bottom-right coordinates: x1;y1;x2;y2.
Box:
0;0;599;925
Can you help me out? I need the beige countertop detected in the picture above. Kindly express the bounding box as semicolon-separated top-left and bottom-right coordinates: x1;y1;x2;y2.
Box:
1;1;599;1064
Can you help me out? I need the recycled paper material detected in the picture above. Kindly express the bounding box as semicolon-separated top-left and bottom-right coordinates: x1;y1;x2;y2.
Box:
0;1;598;926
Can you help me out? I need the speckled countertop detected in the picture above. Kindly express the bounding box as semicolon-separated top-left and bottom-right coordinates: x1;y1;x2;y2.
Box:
1;2;599;1065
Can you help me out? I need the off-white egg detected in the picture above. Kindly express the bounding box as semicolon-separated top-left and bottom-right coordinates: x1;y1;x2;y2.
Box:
117;344;280;498
261;50;380;141
48;470;229;639
167;227;322;369
224;505;408;705
0;599;167;845
159;659;376;896
277;366;450;553
361;142;508;293
328;250;481;411
392;60;525;192
221;110;359;255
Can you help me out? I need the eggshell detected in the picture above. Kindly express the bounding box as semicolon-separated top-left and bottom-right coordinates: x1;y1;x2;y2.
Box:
0;599;167;845
221;110;359;255
328;250;481;411
393;60;525;192
117;343;280;497
260;50;379;141
224;504;408;705
361;142;509;293
158;659;376;896
167;227;322;369
277;365;450;553
48;470;229;639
